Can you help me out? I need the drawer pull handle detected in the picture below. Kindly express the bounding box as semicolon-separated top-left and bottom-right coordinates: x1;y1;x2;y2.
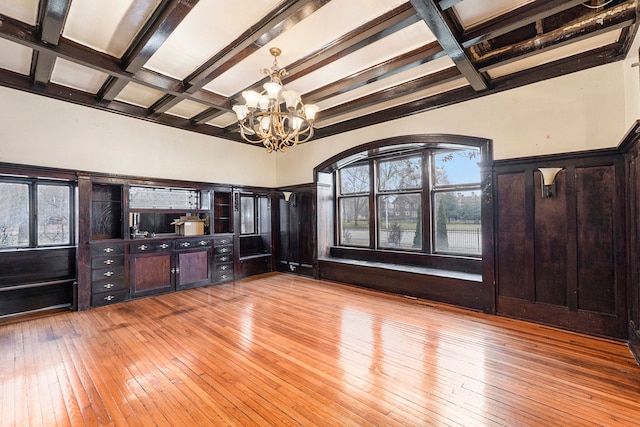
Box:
103;259;114;265
219;256;229;262
181;242;191;247
199;241;207;246
220;265;228;271
103;271;114;277
220;275;228;279
221;248;229;253
160;243;169;249
103;283;114;289
104;295;115;301
138;245;148;251
220;239;228;244
104;247;114;253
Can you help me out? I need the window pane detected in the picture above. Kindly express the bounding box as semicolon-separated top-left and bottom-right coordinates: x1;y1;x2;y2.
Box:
433;191;481;255
378;156;422;191
434;149;480;186
339;197;369;246
240;196;255;234
340;164;370;194
378;194;421;249
37;185;71;246
0;182;29;247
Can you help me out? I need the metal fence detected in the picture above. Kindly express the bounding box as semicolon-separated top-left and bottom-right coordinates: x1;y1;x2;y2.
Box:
445;228;481;254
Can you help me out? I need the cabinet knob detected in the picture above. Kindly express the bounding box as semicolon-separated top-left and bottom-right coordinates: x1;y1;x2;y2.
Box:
103;271;114;277
220;275;228;279
104;247;114;253
220;256;229;262
199;240;207;246
221;248;229;253
160;243;169;249
103;259;114;265
103;283;114;289
138;244;148;251
104;295;115;301
181;242;190;247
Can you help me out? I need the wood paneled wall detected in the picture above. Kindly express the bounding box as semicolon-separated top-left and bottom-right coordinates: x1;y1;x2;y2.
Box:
494;155;627;338
622;123;640;363
276;184;317;277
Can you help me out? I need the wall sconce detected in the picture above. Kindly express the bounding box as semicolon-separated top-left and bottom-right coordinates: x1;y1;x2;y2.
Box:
538;167;563;198
283;191;293;202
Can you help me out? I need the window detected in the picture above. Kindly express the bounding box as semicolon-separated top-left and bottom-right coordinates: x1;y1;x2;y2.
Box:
0;179;74;249
335;146;481;256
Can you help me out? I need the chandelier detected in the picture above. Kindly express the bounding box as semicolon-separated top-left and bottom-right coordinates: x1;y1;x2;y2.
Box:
232;48;319;153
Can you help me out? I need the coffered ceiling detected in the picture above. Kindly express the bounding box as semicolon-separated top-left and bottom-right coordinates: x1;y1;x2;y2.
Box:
0;0;636;146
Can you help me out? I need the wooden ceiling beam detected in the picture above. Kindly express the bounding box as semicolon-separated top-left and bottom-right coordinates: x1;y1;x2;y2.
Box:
461;0;587;48
304;41;445;104
409;0;488;91
316;66;462;123
153;0;331;114
31;0;72;85
473;1;636;72
99;0;199;102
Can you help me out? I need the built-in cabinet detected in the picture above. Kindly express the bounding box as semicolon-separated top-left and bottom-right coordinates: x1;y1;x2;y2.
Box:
236;191;273;279
77;177;273;310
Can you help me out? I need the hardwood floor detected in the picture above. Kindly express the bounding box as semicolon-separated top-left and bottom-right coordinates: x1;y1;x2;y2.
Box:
1;272;639;426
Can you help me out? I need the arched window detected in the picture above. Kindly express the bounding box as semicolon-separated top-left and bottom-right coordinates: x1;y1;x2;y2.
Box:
316;134;490;259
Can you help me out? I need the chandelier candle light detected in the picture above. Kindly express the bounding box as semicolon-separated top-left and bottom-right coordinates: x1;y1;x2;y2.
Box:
232;48;319;153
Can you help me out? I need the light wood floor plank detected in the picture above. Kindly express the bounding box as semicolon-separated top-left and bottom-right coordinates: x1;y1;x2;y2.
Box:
2;272;640;426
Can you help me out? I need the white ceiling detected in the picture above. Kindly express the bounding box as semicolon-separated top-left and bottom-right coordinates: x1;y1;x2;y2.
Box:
0;0;634;143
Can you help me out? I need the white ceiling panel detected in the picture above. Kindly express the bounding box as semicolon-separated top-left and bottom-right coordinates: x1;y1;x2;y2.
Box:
487;29;622;79
115;82;165;108
63;0;162;58
0;39;32;75
145;0;282;80
165;99;210;119
453;0;534;29
206;112;237;128
50;59;110;94
0;0;39;25
203;0;409;96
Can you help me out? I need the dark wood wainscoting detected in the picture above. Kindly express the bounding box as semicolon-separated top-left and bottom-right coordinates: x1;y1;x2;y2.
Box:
623;123;640;362
494;154;627;338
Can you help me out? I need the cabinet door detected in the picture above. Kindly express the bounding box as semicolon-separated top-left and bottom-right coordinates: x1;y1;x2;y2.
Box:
130;253;173;298
176;249;211;289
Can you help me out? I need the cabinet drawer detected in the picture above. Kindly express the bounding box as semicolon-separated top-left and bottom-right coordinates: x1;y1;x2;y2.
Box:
91;266;125;282
91;242;125;257
213;236;233;245
215;245;233;255
91;254;125;269
215;263;233;273
176;238;210;250
92;289;128;307
215;253;233;263
92;278;127;293
130;240;172;253
214;272;234;283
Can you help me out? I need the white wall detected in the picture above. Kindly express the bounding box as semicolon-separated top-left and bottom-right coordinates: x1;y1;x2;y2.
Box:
0;86;277;187
624;29;640;128
276;61;629;186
